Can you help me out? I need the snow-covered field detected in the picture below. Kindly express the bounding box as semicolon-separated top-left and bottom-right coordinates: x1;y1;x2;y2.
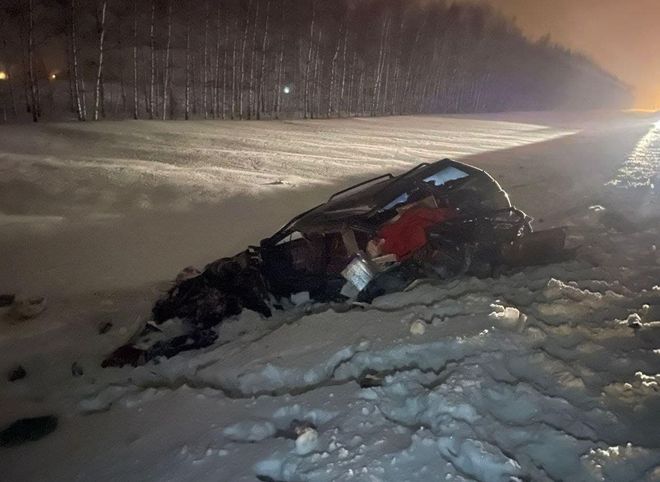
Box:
0;112;659;481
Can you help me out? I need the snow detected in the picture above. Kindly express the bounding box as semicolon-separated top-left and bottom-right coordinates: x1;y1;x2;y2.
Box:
1;111;659;481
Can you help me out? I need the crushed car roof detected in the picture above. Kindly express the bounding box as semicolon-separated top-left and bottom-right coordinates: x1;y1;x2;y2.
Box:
265;159;510;244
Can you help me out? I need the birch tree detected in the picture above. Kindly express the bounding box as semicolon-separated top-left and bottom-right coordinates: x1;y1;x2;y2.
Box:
184;19;191;120
257;0;270;120
93;0;107;121
26;0;39;122
132;1;139;119
202;0;209;119
148;0;155;119
162;0;172;120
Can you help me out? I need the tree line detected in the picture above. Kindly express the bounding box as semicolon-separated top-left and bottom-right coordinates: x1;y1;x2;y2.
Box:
0;0;632;123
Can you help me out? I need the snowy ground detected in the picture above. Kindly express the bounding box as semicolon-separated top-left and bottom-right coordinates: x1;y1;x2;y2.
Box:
0;111;659;481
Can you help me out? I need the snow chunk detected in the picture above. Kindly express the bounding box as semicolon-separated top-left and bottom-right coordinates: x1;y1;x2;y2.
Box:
409;319;427;336
488;304;526;330
583;443;660;481
604;371;660;414
295;427;319;455
223;421;276;442
437;437;522;482
290;291;311;306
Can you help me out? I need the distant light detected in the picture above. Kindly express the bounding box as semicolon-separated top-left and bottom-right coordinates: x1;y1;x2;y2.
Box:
50;73;57;80
283;86;291;95
0;71;7;80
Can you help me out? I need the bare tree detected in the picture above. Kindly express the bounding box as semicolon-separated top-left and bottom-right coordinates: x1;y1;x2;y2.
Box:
162;0;172;120
211;4;222;118
303;0;316;119
222;14;228;119
238;0;252;119
338;14;349;116
274;0;285;119
64;19;76;114
328;18;343;117
311;26;321;118
70;0;86;120
26;0;39;122
231;23;237;119
93;0;107;121
247;0;260;119
257;0;270;120
184;19;191;120
148;0;155;119
132;1;139;119
371;14;390;116
202;0;209;119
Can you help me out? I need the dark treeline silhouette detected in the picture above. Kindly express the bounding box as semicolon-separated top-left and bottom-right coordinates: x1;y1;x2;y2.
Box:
0;0;631;122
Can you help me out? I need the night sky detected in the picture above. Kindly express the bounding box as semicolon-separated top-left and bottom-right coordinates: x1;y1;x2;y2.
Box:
467;0;660;109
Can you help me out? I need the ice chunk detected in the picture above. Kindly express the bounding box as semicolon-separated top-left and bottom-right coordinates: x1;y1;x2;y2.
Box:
290;291;310;305
409;319;427;336
488;304;525;330
295;427;319;455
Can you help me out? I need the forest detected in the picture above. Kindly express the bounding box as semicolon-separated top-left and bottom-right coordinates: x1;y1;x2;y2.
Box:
0;0;632;123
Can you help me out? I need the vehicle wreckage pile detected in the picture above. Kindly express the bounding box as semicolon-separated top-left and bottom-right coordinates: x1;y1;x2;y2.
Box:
103;159;569;367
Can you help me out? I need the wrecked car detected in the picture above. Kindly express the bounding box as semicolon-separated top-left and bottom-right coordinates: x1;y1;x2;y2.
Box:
103;159;568;367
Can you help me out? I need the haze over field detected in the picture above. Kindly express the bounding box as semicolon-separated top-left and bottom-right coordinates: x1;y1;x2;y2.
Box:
472;0;660;109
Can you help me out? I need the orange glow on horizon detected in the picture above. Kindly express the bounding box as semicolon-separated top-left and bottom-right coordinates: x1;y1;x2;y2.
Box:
468;0;660;110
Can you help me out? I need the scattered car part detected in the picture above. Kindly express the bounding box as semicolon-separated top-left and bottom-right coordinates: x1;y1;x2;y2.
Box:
0;294;15;307
8;365;27;382
0;416;58;447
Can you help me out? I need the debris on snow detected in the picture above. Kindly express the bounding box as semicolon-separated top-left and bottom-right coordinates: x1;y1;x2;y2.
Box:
0;416;58;447
0;293;15;307
8;365;27;382
409;319;427;336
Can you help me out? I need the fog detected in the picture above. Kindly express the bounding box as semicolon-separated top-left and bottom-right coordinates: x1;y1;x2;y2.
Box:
470;0;660;109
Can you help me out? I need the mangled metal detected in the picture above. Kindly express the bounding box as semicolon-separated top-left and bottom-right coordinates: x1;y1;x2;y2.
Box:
103;159;569;367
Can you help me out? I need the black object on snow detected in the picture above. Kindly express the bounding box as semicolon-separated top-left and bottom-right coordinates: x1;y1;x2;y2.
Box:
98;322;113;335
275;419;318;440
0;294;15;307
146;329;218;361
0;416;58;447
71;362;84;377
152;251;272;327
8;365;27;382
102;344;146;368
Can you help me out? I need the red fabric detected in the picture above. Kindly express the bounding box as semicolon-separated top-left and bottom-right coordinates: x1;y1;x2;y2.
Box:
378;207;455;259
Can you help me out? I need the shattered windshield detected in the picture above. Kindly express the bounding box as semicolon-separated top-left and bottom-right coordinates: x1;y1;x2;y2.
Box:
423;166;469;187
381;165;471;210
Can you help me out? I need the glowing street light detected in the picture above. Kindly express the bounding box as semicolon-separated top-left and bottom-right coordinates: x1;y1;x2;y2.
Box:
283;85;291;95
0;71;7;81
50;73;57;80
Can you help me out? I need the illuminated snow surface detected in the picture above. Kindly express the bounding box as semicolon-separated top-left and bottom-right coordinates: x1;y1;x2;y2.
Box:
0;112;659;481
